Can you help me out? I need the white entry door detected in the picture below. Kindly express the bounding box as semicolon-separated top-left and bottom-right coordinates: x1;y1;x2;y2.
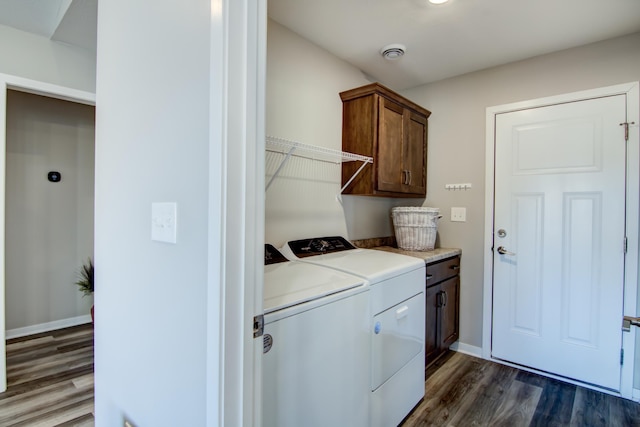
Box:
492;94;627;391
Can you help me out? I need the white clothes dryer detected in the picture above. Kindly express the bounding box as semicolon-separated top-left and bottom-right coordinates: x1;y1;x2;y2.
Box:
262;244;370;427
280;237;426;427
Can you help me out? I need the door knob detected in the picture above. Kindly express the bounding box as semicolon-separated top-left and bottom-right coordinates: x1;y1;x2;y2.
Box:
497;246;516;256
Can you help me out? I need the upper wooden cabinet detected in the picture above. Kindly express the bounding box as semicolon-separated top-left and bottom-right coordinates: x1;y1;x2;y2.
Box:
340;83;431;198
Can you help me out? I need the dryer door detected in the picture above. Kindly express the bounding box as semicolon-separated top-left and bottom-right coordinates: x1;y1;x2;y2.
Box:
371;291;425;390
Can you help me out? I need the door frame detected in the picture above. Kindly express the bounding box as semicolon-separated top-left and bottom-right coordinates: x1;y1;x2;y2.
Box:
482;82;639;399
210;0;266;424
0;73;96;393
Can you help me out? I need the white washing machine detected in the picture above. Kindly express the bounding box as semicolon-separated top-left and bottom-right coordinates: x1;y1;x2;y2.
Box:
280;237;426;427
262;244;370;427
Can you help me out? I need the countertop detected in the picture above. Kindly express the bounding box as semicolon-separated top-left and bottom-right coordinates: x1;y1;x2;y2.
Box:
372;246;461;264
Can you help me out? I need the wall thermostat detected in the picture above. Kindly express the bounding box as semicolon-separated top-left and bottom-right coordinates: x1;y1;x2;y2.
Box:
48;171;61;182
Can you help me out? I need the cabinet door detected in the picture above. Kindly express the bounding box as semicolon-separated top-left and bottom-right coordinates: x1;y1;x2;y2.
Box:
377;97;405;193
425;283;440;368
439;277;459;348
404;111;427;195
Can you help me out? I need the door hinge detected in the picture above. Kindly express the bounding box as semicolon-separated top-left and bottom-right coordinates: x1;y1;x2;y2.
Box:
620;348;624;365
253;314;264;338
620;121;636;141
623;315;640;332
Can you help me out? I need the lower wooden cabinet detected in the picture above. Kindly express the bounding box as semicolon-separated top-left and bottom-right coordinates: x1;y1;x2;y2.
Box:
425;256;460;369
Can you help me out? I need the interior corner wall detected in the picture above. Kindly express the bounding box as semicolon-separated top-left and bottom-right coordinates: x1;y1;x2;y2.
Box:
400;31;640;387
0;24;96;93
265;20;416;247
5;90;95;331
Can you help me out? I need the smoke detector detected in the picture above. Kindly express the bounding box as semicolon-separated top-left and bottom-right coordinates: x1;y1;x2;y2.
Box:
380;44;406;60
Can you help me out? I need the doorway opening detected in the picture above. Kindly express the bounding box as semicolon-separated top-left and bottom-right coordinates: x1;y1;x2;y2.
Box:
483;82;640;399
5;89;95;339
0;75;96;392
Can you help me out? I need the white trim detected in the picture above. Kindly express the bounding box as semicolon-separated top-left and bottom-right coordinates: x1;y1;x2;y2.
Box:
633;387;640;402
0;73;96;105
0;73;95;393
449;341;482;359
6;315;92;340
207;1;225;425
621;83;639;398
211;0;265;425
483;82;639;399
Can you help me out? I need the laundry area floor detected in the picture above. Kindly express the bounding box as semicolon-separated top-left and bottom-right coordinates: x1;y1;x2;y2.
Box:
402;351;640;427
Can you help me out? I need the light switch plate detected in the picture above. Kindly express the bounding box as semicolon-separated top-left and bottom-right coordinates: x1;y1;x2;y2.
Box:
451;207;466;222
151;202;177;243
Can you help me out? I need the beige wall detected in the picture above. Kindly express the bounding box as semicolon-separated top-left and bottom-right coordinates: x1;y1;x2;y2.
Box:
5;90;95;330
402;32;640;384
267;23;640;388
265;20;420;247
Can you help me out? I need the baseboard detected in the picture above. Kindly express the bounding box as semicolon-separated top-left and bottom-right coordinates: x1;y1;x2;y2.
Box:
449;341;483;358
6;314;92;339
633;388;640;402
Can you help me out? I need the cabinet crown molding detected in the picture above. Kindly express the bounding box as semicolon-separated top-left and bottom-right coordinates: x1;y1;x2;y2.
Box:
339;82;431;119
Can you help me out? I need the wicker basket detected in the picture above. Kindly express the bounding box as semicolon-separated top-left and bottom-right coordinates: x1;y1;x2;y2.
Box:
391;207;441;251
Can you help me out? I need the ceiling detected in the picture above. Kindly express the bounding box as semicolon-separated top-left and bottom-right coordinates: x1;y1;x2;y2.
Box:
269;0;640;89
0;0;97;51
0;0;638;90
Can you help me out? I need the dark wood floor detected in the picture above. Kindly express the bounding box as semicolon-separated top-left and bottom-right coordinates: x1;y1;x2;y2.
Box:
2;327;639;426
402;351;640;427
0;323;94;427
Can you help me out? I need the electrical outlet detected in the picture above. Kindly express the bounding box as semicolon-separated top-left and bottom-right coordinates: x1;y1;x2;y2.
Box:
451;207;466;222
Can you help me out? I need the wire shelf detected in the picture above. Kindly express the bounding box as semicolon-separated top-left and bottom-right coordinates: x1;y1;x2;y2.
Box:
265;136;372;192
266;136;372;163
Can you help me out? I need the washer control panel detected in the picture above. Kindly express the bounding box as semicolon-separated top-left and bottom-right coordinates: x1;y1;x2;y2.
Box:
265;244;289;265
287;236;355;258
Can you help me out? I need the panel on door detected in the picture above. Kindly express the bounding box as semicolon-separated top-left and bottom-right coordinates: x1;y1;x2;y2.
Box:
440;277;459;348
425;285;439;366
405;111;427;194
492;95;626;391
377;97;404;192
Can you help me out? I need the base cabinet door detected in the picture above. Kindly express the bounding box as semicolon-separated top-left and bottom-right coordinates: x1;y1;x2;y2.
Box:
425;255;461;370
439;277;460;348
425;285;440;366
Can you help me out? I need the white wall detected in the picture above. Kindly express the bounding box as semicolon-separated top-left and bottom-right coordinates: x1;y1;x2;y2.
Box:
401;32;640;385
0;25;95;93
5;90;94;331
94;1;213;425
265;20;419;247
